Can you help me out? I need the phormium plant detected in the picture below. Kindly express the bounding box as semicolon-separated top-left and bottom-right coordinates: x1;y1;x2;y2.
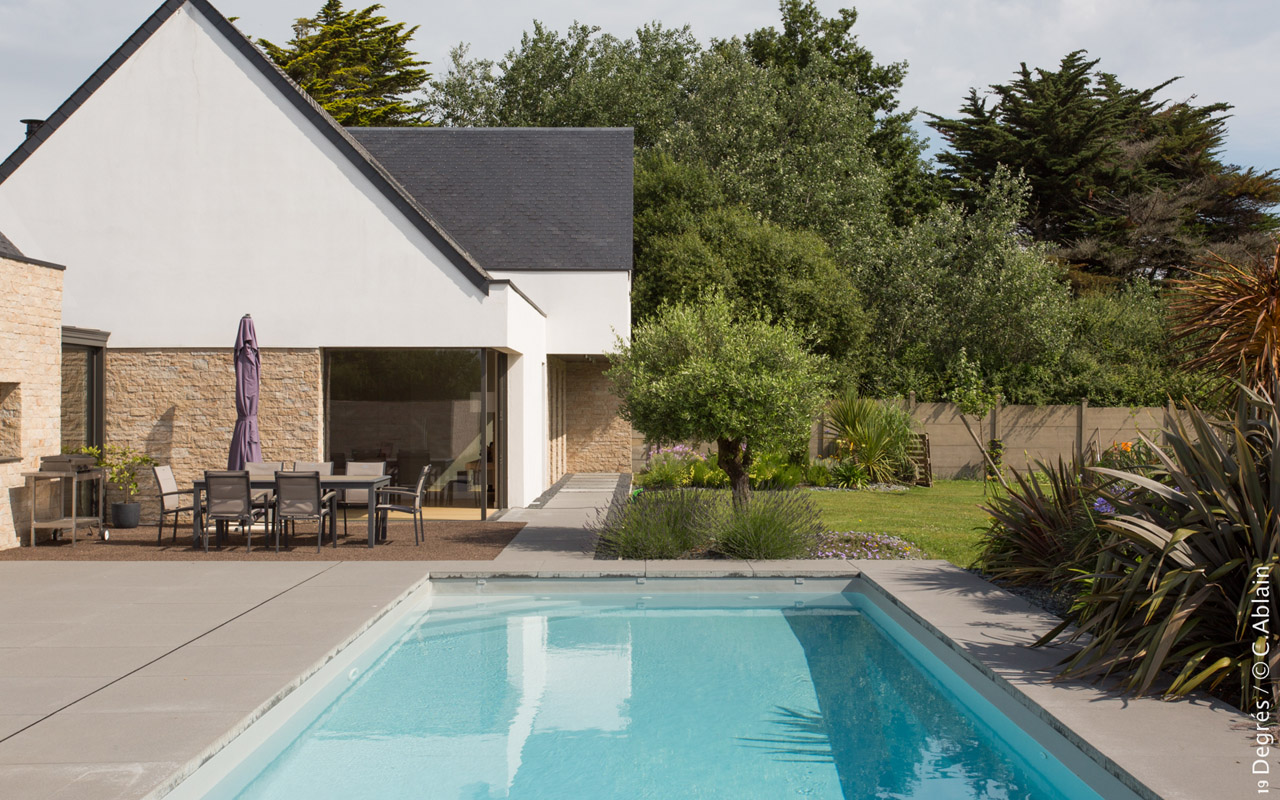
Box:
977;456;1106;593
1040;384;1280;707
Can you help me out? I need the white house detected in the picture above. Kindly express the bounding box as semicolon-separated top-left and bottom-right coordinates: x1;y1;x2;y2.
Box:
0;0;633;527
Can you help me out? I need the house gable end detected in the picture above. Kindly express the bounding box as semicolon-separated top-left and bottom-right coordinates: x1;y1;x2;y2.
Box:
0;0;490;291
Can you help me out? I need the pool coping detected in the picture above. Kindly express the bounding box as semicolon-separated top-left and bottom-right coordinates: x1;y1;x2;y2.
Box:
853;560;1261;800
137;567;433;800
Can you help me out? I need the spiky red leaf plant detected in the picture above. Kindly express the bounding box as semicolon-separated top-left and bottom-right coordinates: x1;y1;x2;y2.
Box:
1171;241;1280;396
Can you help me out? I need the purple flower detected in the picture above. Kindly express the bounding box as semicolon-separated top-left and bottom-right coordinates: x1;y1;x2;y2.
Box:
1092;496;1115;515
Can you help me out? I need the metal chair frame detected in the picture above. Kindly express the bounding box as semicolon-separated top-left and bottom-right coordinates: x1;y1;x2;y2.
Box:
340;461;386;536
272;471;338;553
374;465;435;547
201;470;269;553
153;464;200;544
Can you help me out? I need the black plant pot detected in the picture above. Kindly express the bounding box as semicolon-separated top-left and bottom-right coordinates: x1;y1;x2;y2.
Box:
111;502;141;529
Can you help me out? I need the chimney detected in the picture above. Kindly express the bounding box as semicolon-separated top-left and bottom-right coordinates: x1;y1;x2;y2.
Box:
20;119;44;138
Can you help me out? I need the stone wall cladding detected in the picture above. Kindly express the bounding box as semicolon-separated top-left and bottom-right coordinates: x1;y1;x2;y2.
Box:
105;348;322;524
564;360;631;474
547;357;567;484
60;348;88;448
0;257;63;549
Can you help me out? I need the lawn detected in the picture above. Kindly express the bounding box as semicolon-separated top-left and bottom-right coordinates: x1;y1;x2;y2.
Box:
810;480;992;565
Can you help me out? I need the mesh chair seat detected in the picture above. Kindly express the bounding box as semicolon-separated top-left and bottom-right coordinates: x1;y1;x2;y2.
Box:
153;464;201;544
202;470;268;553
374;465;435;546
245;461;284;528
341;461;386;536
273;471;338;552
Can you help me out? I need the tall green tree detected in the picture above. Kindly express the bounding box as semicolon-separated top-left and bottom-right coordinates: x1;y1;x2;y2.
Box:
259;1;431;126
427;5;918;253
608;293;829;505
744;0;938;223
928;51;1280;280
428;22;699;147
633;152;867;377
858;169;1074;403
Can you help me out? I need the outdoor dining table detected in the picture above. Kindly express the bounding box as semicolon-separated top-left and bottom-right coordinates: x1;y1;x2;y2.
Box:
191;473;393;549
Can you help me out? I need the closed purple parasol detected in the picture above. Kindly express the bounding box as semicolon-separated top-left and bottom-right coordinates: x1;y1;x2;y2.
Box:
227;314;263;469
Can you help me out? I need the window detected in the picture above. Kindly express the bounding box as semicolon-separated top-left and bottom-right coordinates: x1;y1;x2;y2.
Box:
61;328;108;453
0;383;19;461
325;349;507;517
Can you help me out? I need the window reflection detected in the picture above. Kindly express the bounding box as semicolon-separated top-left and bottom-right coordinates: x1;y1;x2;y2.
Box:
326;349;504;514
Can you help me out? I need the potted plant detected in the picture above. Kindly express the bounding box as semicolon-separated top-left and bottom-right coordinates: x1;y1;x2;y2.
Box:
78;445;157;529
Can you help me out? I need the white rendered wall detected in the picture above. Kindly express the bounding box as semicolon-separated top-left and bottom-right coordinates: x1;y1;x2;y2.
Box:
489;271;630;354
0;5;520;351
498;284;549;505
0;3;560;505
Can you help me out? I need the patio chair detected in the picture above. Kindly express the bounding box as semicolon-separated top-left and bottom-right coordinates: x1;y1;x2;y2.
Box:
246;460;285;528
152;464;200;544
202;470;268;553
374;465;435;546
341;461;386;536
293;461;333;476
273;471;338;553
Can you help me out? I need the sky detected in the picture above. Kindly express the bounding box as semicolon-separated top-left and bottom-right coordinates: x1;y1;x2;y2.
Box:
0;0;1277;172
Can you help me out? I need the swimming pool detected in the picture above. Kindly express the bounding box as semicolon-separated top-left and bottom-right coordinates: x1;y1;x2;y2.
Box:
179;579;1141;799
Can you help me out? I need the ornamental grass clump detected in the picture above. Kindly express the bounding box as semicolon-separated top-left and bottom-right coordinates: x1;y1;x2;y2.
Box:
712;490;822;560
824;389;917;484
593;489;718;559
1041;385;1280;707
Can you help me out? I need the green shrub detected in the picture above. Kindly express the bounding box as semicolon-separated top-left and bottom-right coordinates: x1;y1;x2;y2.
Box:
594;489;717;559
688;456;730;488
634;448;694;489
805;458;835;487
978;457;1105;592
832;459;869;489
712;491;823;559
1044;386;1280;706
750;451;805;490
824;389;917;483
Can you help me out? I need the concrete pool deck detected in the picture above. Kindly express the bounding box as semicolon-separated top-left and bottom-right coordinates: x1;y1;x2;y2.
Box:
0;474;1266;799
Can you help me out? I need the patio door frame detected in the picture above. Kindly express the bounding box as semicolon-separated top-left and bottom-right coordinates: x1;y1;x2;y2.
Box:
322;346;509;516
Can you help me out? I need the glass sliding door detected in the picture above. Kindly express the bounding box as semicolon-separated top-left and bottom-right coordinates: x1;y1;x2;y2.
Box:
325;349;506;517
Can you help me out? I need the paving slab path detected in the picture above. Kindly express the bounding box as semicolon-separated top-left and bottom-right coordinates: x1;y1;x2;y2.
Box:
0;561;429;800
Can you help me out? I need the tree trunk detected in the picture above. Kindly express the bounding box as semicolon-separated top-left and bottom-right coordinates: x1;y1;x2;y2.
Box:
959;413;1010;492
718;438;752;508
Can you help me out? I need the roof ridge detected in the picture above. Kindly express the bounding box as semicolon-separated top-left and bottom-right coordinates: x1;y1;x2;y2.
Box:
347;127;636;133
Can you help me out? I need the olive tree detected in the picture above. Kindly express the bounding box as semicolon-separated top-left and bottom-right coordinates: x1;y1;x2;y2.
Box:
607;293;829;505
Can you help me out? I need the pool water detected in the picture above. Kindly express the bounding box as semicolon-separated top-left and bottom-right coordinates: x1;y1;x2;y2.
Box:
234;592;1105;799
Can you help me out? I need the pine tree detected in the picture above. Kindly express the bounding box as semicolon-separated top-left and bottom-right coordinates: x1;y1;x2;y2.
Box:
259;1;430;126
928;51;1280;281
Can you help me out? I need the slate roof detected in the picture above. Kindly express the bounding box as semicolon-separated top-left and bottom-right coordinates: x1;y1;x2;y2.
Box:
348;127;633;272
0;229;22;259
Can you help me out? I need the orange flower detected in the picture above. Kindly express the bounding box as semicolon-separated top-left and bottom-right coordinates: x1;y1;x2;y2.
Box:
1120;441;1132;452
